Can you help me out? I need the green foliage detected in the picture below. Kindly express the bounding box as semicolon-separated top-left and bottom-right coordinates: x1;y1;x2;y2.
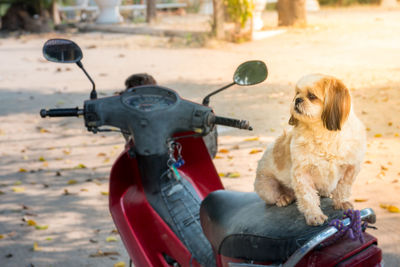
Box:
6;0;53;13
319;0;380;6
0;4;11;17
224;0;254;28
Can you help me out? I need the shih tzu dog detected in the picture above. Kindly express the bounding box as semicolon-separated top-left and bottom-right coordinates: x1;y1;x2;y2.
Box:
254;74;366;226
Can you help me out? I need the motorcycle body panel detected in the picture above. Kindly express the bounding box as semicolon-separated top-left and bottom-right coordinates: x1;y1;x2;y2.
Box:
109;135;223;266
220;232;381;267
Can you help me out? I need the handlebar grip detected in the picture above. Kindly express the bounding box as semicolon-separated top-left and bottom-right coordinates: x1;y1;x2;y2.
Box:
40;107;83;118
214;116;253;131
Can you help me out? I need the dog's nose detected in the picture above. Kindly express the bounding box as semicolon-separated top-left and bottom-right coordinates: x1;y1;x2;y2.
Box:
295;98;303;105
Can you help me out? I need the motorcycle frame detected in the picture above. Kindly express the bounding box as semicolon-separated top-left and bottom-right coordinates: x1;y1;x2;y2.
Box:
109;134;223;266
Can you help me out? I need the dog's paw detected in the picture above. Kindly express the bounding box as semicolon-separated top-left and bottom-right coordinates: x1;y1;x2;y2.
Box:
276;194;294;207
305;212;328;226
333;201;354;210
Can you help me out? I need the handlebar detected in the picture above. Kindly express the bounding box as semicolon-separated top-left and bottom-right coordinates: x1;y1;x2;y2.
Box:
39;86;253;155
40;107;84;118
214;116;253;131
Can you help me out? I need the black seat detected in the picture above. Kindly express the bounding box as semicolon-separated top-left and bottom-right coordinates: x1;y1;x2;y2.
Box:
200;190;344;262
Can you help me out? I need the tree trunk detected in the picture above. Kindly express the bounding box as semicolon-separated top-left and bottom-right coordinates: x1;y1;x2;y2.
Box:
381;0;398;7
51;0;61;25
212;0;225;39
277;0;306;27
147;0;157;24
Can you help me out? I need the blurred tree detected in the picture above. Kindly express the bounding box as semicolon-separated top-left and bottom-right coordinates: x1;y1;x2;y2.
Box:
212;0;225;39
1;0;54;32
147;0;156;23
277;0;306;26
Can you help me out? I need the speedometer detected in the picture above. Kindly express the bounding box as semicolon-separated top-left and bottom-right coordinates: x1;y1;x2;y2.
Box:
121;86;178;112
127;95;175;112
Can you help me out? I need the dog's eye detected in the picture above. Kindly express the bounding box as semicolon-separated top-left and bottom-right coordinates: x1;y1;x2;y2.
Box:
307;93;317;100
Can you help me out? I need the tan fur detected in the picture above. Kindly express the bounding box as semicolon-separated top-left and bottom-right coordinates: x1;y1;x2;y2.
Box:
254;74;366;226
273;131;291;171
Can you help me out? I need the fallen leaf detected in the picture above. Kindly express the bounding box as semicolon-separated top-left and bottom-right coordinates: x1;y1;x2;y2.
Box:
231;145;240;150
103;158;110;163
63;189;70;195
74;163;86;169
67;179;77;185
0;234;4;239
381;165;389;171
110;229;118;234
90;250;120;257
380;203;388;209
93;179;102;186
214;155;223;159
228;172;241;178
366;128;371;131
106;236;117;242
56;171;61;176
45;237;52;241
19;168;27;173
12;187;25;193
7;231;16;238
244;137;259;141
395;133;399;137
80;188;88;192
14;181;22;185
38;157;46;162
249;149;262;154
63;149;71;155
388;122;393;126
364;160;372;164
33;242;42;251
0;191;5;195
97;152;107;157
354;199;368;202
39;128;50;133
218;149;230;154
114;262;125;267
101;191;109;196
392;179;399;183
374;134;382;138
27;219;37;226
388;205;400;213
42;162;49;167
218;173;226;177
35;225;48;230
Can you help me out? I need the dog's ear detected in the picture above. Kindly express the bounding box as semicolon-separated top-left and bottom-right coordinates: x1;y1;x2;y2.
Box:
321;78;351;131
289;115;298;126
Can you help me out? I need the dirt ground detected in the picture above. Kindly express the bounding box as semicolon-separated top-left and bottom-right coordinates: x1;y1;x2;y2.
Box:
1;6;400;267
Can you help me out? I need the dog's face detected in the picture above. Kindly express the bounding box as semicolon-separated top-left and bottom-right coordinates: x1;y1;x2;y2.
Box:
289;74;351;131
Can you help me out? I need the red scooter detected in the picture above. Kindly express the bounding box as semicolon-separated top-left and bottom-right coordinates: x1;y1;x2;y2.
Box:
40;39;382;267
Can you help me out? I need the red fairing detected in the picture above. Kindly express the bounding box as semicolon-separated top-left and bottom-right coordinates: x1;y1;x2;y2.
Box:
218;232;381;267
109;136;224;266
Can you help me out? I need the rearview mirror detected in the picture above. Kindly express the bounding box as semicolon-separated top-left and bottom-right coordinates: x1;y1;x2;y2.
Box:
233;60;268;86
43;39;83;64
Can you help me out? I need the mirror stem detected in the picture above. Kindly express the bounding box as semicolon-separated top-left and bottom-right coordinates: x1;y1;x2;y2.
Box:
202;82;235;106
76;61;97;100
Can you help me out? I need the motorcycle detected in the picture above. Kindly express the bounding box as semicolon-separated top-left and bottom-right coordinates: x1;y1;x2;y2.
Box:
40;39;382;267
